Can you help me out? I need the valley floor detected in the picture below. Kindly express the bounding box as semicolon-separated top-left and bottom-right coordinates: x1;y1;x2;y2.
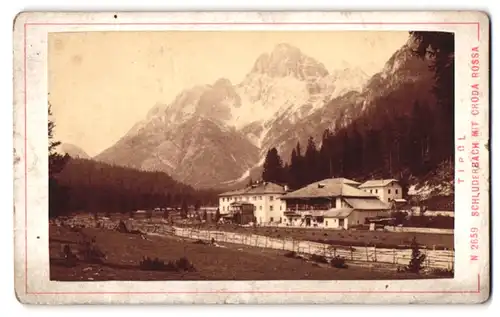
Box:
50;224;441;281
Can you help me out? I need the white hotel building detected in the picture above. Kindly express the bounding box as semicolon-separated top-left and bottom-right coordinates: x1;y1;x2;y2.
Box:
218;182;287;225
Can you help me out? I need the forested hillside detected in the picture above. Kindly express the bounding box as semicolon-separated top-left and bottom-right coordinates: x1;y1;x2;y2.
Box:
260;31;455;197
50;158;220;217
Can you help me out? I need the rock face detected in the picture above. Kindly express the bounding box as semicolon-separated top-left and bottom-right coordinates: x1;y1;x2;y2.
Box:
95;38;434;189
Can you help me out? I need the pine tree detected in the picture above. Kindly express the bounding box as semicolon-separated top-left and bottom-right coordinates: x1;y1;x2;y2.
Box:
407;236;426;273
318;129;333;178
304;136;319;184
48;103;70;218
410;31;454;162
262;147;285;184
289;145;304;189
181;200;189;219
48;103;70;177
194;200;201;211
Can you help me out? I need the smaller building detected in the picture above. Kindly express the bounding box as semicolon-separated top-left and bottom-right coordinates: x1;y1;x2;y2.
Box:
221;202;256;225
323;208;354;229
358;179;403;203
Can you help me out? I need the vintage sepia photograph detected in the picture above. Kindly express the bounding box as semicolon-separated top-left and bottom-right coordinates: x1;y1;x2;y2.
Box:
47;29;456;281
13;10;490;305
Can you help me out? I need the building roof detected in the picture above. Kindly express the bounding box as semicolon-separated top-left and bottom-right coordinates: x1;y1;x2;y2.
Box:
358;179;399;189
219;182;286;197
344;198;391;210
324;208;354;219
280;178;375;200
332;178;361;186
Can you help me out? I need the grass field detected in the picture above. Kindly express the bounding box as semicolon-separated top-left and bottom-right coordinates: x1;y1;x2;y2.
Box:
177;222;454;250
49;224;436;281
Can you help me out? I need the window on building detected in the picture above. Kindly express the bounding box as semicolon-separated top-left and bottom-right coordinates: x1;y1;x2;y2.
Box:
370;189;372;193
279;217;282;223
375;189;378;193
223;206;225;211
270;196;274;201
388;189;391;194
260;196;263;200
270;217;274;222
280;206;282;210
395;189;399;194
325;221;328;226
253;196;257;200
270;206;274;211
259;206;262;210
332;199;337;209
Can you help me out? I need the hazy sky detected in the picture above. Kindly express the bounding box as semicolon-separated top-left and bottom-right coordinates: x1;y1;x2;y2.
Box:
48;31;410;156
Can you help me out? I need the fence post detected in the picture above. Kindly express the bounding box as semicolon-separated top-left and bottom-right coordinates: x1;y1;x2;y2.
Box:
425;249;430;268
282;239;285;250
374;246;377;262
451;251;455;271
333;248;337;258
265;237;268;248
365;246;369;261
393;249;396;264
350;246;353;261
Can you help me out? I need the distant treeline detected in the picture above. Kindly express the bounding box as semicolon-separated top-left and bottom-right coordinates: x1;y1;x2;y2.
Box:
49;158;220;218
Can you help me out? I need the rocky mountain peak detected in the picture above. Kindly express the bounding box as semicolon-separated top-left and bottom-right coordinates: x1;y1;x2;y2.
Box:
250;43;329;80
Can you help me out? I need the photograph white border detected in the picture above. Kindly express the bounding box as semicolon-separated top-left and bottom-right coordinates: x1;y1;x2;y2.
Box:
12;10;490;305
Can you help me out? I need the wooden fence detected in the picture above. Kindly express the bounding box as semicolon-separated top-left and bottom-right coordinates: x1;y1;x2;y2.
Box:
54;216;454;270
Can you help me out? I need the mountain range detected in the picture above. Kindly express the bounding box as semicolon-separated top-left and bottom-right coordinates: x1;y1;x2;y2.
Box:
94;35;435;189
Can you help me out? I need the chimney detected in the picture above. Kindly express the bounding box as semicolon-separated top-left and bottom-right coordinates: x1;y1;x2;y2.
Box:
318;183;325;188
283;185;289;192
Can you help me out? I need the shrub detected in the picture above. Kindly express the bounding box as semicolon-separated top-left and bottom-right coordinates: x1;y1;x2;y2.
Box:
330;256;348;269
79;238;106;264
193;239;209;245
139;257;171;271
139;256;196;272
406;236;426;273
62;244;78;267
175;256;196;272
116;220;129;233
432;268;454;277
310;254;328;264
